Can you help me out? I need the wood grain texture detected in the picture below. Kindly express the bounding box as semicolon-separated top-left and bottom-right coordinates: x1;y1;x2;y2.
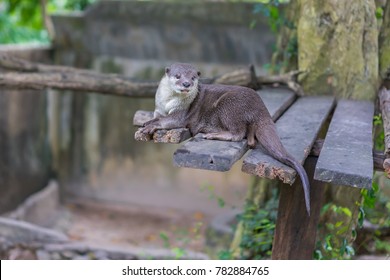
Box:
314;100;374;189
172;88;296;171
242;96;335;184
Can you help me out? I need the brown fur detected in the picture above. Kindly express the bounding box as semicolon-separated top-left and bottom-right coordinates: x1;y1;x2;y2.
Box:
141;63;311;215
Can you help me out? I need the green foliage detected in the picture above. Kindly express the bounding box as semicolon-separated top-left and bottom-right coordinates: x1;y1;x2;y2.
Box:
376;7;384;20
7;0;42;29
357;178;390;255
0;0;47;43
236;188;279;259
374;114;385;151
315;175;390;259
0;12;48;44
253;1;285;33
0;0;95;44
252;0;297;73
315;203;357;260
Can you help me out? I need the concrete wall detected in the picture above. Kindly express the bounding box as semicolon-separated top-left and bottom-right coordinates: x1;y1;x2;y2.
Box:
48;0;275;216
0;44;52;213
53;0;274;66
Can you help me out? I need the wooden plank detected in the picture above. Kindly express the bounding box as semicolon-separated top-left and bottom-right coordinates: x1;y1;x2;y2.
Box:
133;110;153;126
272;157;325;260
314;100;374;189
134;127;191;143
242;96;335;184
173;88;296;171
133;110;192;144
259;87;297;121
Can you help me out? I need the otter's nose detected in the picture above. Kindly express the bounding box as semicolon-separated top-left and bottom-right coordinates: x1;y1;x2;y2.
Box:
183;82;191;88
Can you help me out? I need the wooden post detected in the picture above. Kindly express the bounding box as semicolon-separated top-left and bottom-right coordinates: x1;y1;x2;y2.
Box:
271;156;325;260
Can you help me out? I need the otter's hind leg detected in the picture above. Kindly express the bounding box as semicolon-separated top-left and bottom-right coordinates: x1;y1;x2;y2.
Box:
247;124;256;148
203;131;245;142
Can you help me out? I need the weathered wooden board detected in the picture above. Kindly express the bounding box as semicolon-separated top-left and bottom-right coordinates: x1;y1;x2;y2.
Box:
173;88;296;171
173;134;249;171
242;96;335;184
133;110;192;143
133;110;153;126
314;100;374;189
259;87;296;121
134;127;191;143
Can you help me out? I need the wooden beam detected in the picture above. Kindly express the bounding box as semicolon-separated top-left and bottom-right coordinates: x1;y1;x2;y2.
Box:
242;96;335;184
314;100;374;189
172;88;296;171
272;157;325;260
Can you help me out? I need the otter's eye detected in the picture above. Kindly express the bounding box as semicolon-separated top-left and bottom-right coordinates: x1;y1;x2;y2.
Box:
191;76;196;81
175;74;181;79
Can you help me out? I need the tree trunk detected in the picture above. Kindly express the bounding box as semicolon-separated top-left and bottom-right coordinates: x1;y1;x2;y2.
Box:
298;0;378;100
380;0;390;77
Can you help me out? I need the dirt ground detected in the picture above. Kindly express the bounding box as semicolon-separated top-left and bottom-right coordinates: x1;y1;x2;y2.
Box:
56;200;211;254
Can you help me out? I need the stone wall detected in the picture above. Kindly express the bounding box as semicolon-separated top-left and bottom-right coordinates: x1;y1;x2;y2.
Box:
48;0;275;215
0;44;52;213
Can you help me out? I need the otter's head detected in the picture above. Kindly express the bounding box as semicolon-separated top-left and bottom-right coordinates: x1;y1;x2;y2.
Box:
165;63;201;94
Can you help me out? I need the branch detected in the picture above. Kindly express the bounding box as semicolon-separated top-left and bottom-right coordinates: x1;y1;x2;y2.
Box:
0;71;158;98
379;87;390;176
0;54;305;96
213;64;260;89
257;70;306;96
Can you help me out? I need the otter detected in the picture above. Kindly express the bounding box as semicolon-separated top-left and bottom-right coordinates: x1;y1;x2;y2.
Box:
141;63;311;215
153;64;201;118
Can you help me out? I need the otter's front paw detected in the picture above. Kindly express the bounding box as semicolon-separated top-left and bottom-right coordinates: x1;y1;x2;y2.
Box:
140;124;158;135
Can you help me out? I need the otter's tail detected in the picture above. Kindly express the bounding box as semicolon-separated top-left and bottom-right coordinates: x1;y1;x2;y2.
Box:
255;124;311;215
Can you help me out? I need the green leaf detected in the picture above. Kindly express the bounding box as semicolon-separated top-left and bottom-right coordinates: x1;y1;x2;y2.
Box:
358;207;365;228
372;182;379;193
340;207;352;217
324;235;333;251
172;247;186;259
376;7;384;19
313;250;323;260
159;232;170;248
351;229;357;239
320;203;332;215
217;197;225;208
336;226;349;235
335;221;344;228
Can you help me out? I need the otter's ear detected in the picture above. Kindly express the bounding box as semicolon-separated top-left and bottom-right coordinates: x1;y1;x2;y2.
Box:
165;67;170;74
197;71;201;77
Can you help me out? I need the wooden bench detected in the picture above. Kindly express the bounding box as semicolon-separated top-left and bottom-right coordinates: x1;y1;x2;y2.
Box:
133;87;375;259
